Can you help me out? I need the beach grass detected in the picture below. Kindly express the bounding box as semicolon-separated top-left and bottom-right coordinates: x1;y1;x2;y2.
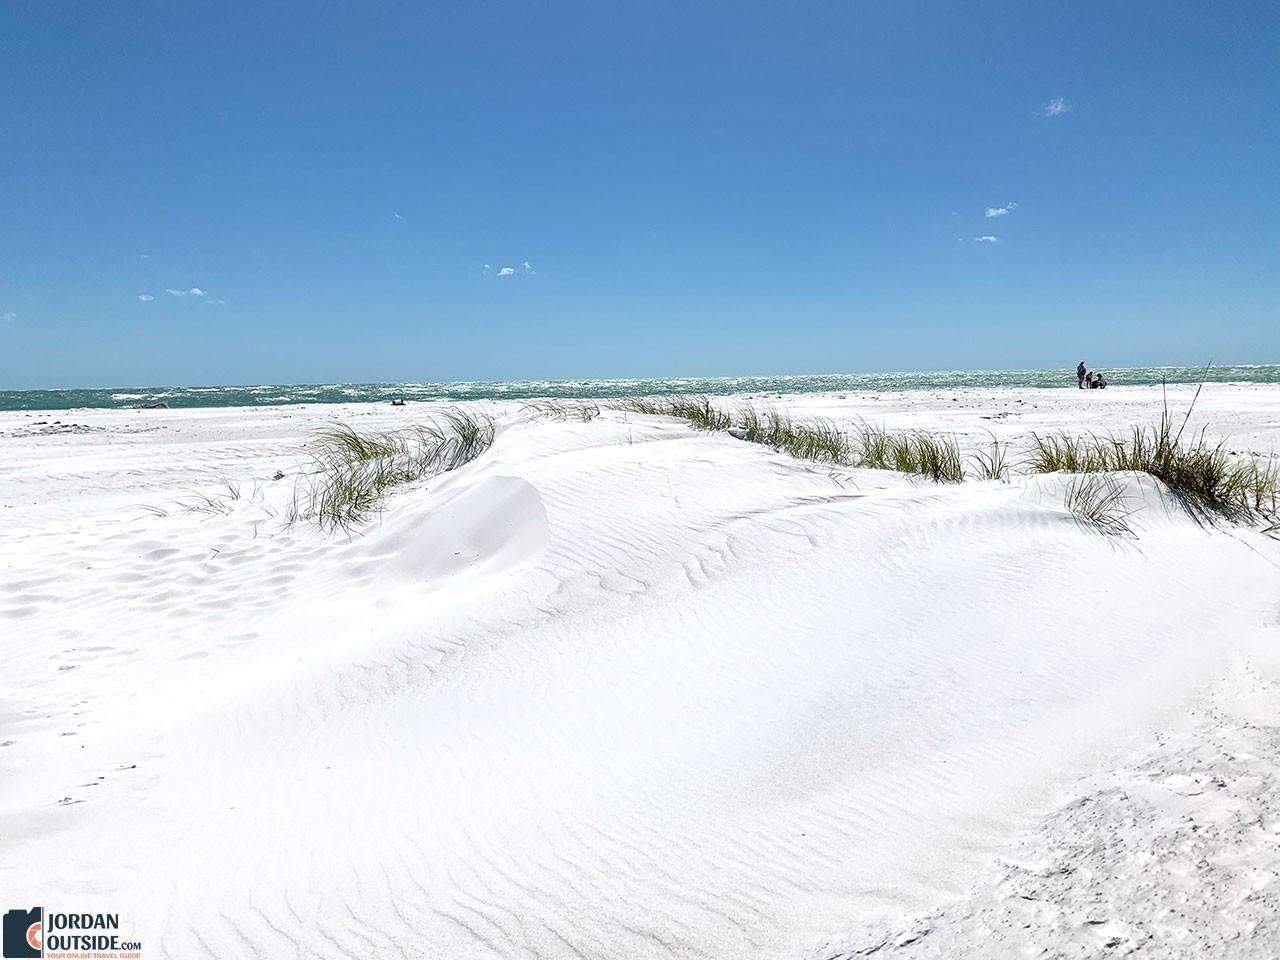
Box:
599;391;1279;523
616;396;734;431
902;431;965;483
969;436;1012;482
521;398;602;421
1063;473;1135;536
1029;408;1279;523
174;479;246;516
736;408;852;465
613;397;966;482
294;409;495;529
849;422;964;482
617;398;850;464
1026;432;1092;474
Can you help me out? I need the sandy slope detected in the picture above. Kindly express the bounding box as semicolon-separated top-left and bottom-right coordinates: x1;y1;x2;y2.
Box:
856;652;1280;958
1;385;1278;959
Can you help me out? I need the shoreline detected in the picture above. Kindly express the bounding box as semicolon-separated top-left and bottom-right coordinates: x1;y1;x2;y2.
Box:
3;364;1280;413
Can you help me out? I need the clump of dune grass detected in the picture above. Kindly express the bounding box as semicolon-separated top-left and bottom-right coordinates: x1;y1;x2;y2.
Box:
1063;473;1135;537
616;385;1278;523
618;397;851;463
1027;432;1090;473
294;409;495;530
616;395;734;431
608;389;1280;521
1029;406;1279;523
617;398;969;482
852;422;964;483
312;425;403;462
734;406;854;465
1095;410;1277;522
903;431;965;483
522;399;601;421
851;421;893;470
775;418;852;465
969;436;1011;482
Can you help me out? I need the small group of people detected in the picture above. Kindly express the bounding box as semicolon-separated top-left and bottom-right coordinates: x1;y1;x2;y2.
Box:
1075;360;1107;389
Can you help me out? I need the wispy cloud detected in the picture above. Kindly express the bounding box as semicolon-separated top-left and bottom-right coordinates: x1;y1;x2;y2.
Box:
485;261;536;278
204;298;227;305
393;212;403;221
985;202;1017;218
1;311;16;323
138;294;155;302
974;235;999;243
165;287;206;297
139;253;151;260
1044;96;1071;116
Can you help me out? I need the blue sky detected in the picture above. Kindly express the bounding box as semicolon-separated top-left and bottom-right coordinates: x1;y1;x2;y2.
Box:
2;1;1276;388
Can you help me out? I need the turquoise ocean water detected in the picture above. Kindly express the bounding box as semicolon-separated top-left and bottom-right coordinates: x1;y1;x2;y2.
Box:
3;365;1277;412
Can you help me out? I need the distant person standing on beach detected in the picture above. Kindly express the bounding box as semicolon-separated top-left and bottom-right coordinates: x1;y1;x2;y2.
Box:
1076;361;1087;388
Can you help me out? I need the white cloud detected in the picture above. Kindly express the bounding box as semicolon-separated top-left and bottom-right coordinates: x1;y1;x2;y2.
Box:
138;294;155;302
393;212;403;221
1045;96;1071;116
164;287;206;297
203;298;226;305
486;261;536;278
985;202;1017;218
974;235;999;243
1;311;16;323
139;253;150;260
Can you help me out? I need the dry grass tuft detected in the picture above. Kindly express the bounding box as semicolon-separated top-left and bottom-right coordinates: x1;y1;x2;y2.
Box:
291;409;495;530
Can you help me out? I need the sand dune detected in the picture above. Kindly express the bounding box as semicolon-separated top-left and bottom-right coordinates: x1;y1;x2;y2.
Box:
2;385;1278;958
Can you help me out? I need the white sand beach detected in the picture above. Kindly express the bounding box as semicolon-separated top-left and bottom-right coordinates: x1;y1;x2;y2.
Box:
2;382;1279;959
